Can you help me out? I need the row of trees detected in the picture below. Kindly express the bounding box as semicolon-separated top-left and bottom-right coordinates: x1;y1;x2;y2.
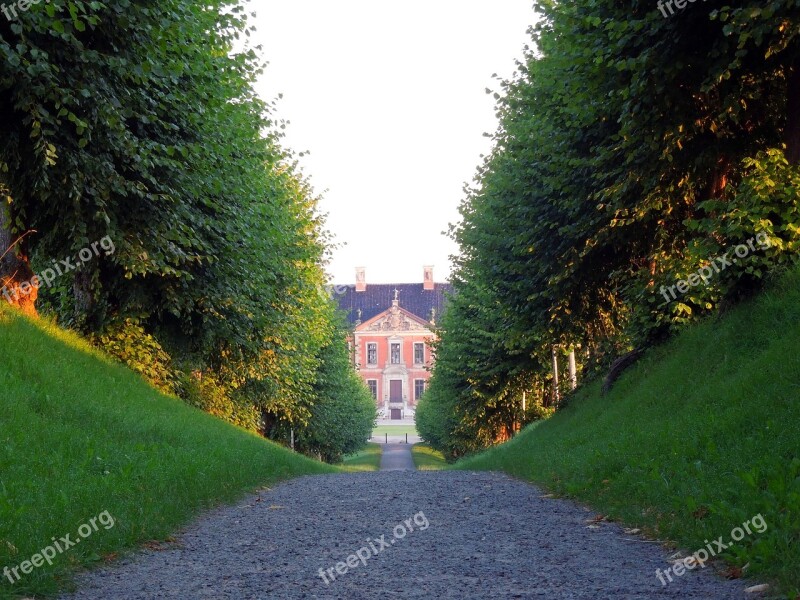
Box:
0;0;374;462
418;0;800;460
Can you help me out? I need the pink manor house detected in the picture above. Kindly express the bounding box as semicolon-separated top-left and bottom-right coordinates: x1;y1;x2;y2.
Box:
335;266;451;420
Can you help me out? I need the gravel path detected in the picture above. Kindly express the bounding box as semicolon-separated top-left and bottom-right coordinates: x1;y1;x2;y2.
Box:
61;472;752;599
379;443;415;471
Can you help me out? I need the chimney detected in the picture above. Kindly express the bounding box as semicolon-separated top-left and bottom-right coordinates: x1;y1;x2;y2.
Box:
355;267;366;292
423;265;434;291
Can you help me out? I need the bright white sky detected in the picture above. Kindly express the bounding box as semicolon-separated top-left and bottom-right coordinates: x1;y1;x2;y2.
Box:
251;1;536;284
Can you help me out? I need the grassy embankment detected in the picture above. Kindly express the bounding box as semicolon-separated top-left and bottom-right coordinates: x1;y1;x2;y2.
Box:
459;265;800;596
0;309;334;599
341;442;383;471
411;444;448;471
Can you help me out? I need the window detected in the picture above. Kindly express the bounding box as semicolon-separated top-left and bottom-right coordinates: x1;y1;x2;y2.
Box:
366;343;377;366
414;342;424;365
414;379;426;401
390;343;401;364
367;380;378;400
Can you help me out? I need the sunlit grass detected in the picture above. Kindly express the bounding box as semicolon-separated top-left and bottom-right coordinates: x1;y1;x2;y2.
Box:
0;308;334;599
411;444;448;471
372;424;418;437
340;442;383;472
459;265;800;596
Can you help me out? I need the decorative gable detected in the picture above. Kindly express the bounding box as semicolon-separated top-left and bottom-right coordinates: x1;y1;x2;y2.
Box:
358;304;432;333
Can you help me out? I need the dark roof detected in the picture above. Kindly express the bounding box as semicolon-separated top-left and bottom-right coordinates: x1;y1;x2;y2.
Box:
335;283;452;326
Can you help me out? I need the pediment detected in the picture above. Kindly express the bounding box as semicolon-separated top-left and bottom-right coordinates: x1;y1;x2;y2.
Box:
358;305;432;333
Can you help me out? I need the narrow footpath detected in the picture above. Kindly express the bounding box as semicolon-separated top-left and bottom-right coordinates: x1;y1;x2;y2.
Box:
379;443;415;471
60;471;751;599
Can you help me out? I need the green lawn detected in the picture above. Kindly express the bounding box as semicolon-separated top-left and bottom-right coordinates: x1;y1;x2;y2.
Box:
372;424;418;436
411;444;448;471
340;443;382;472
458;265;800;597
0;309;334;599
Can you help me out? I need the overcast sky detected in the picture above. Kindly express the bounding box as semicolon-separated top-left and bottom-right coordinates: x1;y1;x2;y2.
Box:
251;1;536;284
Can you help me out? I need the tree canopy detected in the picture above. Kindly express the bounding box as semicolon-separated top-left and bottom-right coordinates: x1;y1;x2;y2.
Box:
420;0;800;459
0;0;373;462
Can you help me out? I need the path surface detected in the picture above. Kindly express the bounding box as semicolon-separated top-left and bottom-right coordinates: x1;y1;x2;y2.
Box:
379;443;415;471
61;472;751;599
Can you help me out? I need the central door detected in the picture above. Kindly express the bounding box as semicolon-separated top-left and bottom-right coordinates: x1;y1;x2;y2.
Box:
389;380;403;420
389;380;402;402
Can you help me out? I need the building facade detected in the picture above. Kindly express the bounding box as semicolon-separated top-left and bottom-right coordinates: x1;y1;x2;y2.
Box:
335;267;451;419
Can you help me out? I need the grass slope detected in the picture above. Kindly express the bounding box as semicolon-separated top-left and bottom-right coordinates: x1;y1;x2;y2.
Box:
0;310;334;599
411;444;448;471
340;442;382;472
459;266;800;596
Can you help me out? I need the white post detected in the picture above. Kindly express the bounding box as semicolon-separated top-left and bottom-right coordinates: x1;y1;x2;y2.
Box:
522;390;527;412
569;350;577;391
290;428;295;451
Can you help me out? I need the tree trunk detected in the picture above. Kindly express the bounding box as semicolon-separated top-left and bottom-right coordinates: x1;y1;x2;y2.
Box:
550;346;560;406
72;268;97;329
787;60;800;165
0;201;37;316
602;346;646;395
708;156;730;200
568;350;577;391
260;408;278;439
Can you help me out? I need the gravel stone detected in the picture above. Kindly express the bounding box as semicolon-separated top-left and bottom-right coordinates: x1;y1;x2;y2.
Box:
60;471;753;599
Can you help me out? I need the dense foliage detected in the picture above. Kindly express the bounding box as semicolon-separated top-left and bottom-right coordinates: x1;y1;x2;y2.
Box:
421;0;800;459
290;318;377;463
0;0;372;461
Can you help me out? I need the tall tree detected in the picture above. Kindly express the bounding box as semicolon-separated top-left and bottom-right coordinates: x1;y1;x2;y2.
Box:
422;0;800;456
1;0;374;457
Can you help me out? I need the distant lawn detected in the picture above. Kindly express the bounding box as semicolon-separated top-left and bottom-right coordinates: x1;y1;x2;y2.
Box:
0;309;334;599
372;424;418;436
411;444;448;471
340;443;382;472
458;265;800;597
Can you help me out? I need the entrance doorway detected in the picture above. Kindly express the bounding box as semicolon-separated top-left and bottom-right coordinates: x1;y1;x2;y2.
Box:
389;379;403;420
